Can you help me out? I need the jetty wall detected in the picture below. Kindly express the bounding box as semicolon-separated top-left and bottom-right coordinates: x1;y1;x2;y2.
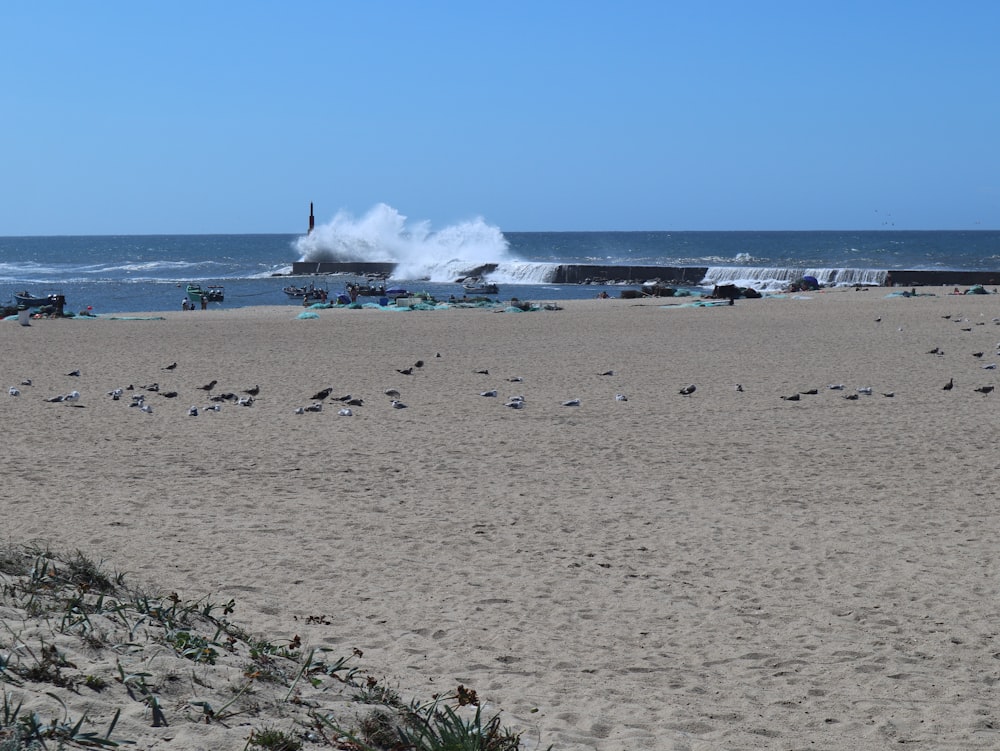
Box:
289;262;1000;288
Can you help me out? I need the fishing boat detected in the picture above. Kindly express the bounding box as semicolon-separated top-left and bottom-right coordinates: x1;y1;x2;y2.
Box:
186;284;224;304
15;291;66;308
461;277;499;295
283;281;328;301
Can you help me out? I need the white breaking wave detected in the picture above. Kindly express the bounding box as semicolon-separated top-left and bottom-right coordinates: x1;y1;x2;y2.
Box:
702;266;888;291
293;203;513;282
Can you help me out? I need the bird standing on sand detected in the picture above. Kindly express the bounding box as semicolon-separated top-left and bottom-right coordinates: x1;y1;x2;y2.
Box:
974;385;995;395
943;378;954;391
679;384;696;396
243;385;260;396
8;387;19;397
384;388;401;399
164;362;178;370
391;400;408;409
197;380;217;391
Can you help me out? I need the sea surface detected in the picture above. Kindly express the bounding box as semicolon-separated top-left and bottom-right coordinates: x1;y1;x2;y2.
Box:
2;208;999;314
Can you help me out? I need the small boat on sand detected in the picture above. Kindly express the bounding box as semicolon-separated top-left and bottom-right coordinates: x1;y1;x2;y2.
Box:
15;291;66;309
461;278;499;295
186;284;225;304
283;282;328;301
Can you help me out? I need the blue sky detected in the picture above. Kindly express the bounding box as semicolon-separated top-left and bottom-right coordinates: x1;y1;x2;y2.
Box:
1;2;998;234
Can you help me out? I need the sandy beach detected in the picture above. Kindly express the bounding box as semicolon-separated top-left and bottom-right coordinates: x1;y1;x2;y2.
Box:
4;289;1000;750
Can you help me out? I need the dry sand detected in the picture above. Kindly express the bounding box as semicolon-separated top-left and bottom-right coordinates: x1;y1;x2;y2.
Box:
4;289;1000;749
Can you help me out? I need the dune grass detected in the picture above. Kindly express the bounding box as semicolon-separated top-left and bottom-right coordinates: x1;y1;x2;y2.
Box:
0;544;545;750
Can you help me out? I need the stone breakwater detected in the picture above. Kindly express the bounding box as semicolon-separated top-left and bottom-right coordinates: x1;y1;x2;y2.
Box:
289;261;1000;287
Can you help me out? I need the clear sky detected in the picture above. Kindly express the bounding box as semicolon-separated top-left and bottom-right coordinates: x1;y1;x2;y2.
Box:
2;1;998;235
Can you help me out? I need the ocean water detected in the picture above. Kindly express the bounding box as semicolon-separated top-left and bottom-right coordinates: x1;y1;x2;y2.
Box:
1;205;999;314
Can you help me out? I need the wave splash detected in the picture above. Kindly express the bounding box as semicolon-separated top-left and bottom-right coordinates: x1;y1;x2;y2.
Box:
292;203;513;281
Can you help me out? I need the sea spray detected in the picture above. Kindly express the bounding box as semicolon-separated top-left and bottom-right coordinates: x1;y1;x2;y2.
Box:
292;203;513;282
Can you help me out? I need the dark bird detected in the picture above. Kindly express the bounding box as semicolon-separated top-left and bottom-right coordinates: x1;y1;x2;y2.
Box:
475;369;489;375
781;394;801;401
144;383;160;392
384;388;401;399
243;385;260;396
397;367;413;376
67;370;80;377
159;391;179;398
843;393;860;400
413;360;424;368
972;352;984;358
961;327;973;332
197;380;217;391
311;387;333;401
926;347;940;355
882;392;895;397
44;394;65;402
164;362;178;370
345;397;364;406
679;384;696;396
799;389;819;395
943;378;954;391
735;383;744;392
333;394;353;401
20;379;32;386
598;370;614;376
874;317;881;323
974;385;995;395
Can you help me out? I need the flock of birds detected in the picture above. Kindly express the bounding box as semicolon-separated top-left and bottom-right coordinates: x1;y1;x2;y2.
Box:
11;311;997;415
7;357;645;418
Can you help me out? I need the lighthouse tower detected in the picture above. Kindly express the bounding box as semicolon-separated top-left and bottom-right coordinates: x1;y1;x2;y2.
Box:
308;202;315;234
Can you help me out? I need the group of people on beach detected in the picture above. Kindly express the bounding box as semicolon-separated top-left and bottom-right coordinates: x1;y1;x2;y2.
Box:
181;296;207;311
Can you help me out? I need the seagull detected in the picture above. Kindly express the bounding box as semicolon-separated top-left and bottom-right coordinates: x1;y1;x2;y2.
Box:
857;387;873;395
108;388;123;400
926;347;940;355
243;385;260;396
144;383;160;392
973;352;984;358
598;370;614;376
67;370;80;377
294;406;305;414
735;384;744;392
943;378;954;391
506;376;523;382
562;398;581;406
679;384;696;396
45;394;66;403
304;402;323;412
983;363;997;370
413;360;424;368
974;385;995;395
396;367;413;376
504;400;524;409
345;397;364;406
338;407;353;416
799;389;819;395
384;388;401;399
828;384;845;390
188;406;199;416
163;362;178;370
204;404;221;412
615;393;628;401
311;387;333;400
391;399;408;409
479;389;498;397
140;403;153;413
474;369;489;375
843;393;860;400
882;391;895;397
20;379;31;386
781;394;801;401
8;387;20;396
237;396;254;406
197;380;217;391
159;391;179;398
